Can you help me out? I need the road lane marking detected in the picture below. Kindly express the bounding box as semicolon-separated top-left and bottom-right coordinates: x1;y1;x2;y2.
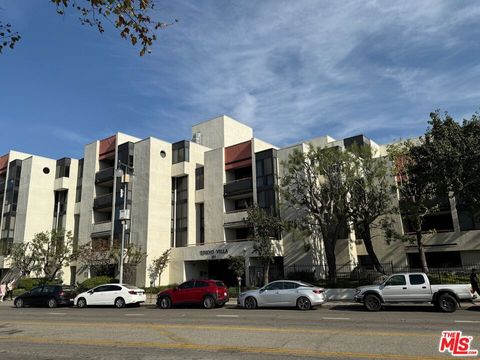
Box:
455;320;480;323
0;335;446;360
322;317;351;320
124;314;145;316
47;313;66;315
216;315;239;318
5;320;441;338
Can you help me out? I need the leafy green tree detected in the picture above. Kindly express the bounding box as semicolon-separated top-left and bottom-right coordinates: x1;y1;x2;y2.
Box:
386;141;440;274
9;242;40;277
23;229;75;282
244;205;284;286
228;255;245;280
348;145;396;274
148;248;171;286
1;1;177;55
422;110;480;206
281;145;357;286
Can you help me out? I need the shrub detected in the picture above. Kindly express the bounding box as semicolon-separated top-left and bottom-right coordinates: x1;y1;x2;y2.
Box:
286;271;316;283
143;284;178;294
17;278;62;291
78;276;116;292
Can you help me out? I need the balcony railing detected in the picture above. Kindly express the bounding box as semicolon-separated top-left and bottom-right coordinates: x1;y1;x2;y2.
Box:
95;167;114;184
93;193;113;210
224;177;253;197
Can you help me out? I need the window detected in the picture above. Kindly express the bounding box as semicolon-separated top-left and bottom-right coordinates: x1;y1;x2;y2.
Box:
385;275;406;286
195;167;204;190
94;285;110;293
265;282;283;291
30;287;43;294
178;281;195;290
284;282;300;290
409;274;425;285
172;141;190;164
106;285;122;291
194;281;208;288
42;286;55;293
173;176;188;247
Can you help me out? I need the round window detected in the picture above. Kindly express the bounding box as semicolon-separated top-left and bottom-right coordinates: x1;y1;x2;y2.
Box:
160;150;166;158
43;167;50;174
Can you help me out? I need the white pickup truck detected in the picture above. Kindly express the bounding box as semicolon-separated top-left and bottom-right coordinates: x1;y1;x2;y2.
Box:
354;272;473;312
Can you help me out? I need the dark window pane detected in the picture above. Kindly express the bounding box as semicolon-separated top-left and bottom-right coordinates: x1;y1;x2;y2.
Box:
409;275;425;285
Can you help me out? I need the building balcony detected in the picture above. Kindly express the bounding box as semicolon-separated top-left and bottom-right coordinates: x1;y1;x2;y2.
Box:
95;167;114;185
224;178;253;198
92;221;112;235
93;193;113;210
224;210;248;226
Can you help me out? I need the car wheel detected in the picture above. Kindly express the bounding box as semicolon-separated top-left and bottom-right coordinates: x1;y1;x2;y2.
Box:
115;297;126;309
364;294;382;312
437;293;457;313
244;296;257;310
47;298;57;308
77;298;87;308
158;297;172;309
203;295;215;309
14;298;24;308
297;296;312;311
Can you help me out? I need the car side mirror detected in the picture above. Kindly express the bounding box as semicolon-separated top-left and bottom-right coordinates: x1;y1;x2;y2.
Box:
259;288;266;293
173;287;178;292
87;290;94;295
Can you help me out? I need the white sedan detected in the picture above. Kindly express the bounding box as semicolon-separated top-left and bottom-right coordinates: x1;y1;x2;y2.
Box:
237;280;326;310
74;284;146;308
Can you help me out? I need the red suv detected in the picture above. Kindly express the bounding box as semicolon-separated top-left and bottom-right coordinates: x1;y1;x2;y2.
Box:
157;279;229;309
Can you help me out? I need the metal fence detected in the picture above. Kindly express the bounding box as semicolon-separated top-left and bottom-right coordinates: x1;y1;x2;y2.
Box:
249;261;480;286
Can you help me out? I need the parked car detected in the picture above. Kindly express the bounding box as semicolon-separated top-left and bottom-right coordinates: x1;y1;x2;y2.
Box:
237;280;326;310
14;285;77;308
157;279;229;309
354;272;473;312
74;284;146;308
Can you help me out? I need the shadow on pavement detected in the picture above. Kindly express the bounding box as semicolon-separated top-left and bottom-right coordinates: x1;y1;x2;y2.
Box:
329;304;442;313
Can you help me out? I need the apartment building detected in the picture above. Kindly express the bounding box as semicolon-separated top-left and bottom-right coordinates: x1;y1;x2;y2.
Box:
1;115;479;287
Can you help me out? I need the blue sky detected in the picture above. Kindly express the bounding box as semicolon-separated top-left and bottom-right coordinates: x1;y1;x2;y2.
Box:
1;1;480;159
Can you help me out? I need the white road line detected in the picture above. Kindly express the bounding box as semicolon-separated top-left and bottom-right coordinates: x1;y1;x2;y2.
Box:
47;313;66;315
216;315;239;318
322;317;351;321
455;320;480;323
125;314;145;316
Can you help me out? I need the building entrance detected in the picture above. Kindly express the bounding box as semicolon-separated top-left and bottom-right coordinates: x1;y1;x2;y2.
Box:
184;259;239;287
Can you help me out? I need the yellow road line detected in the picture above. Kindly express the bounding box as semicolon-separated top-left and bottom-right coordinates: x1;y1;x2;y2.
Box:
0;320;450;338
0;335;447;360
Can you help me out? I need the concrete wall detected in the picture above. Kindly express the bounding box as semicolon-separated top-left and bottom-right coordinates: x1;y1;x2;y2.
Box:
203;148;225;245
130;137;173;287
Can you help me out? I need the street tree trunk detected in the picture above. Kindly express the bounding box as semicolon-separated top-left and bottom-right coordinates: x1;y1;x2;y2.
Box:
416;230;429;274
360;225;385;274
263;262;270;286
324;239;337;286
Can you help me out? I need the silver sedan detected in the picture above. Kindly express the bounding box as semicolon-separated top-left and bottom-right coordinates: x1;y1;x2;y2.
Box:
237;280;326;310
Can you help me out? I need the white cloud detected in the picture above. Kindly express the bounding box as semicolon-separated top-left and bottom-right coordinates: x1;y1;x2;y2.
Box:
129;0;480;146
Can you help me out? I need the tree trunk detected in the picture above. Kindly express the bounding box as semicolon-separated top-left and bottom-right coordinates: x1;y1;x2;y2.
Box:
263;262;270;286
361;226;385;274
416;231;429;274
324;239;337;286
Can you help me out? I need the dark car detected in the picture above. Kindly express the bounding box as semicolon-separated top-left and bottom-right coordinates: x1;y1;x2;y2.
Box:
14;285;77;308
157;279;229;309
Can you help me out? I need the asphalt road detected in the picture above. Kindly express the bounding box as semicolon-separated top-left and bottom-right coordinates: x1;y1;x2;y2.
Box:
1;301;480;359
